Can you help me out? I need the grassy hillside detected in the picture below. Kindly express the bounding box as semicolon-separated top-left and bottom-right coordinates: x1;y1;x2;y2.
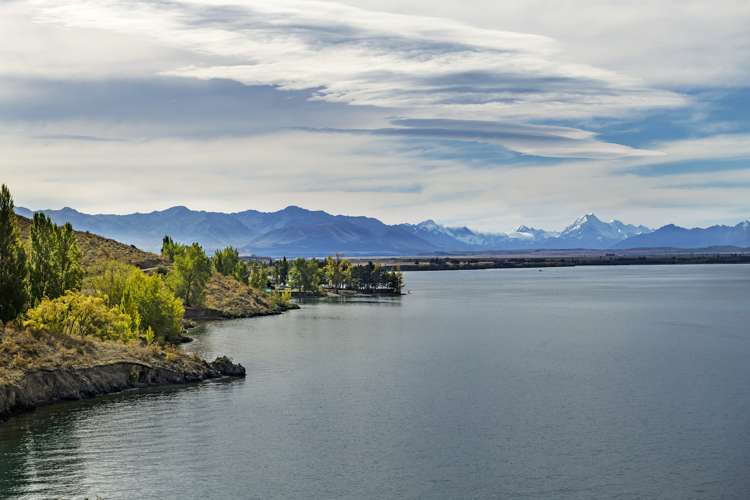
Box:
15;215;164;270
198;273;293;319
0;326;199;386
15;214;292;319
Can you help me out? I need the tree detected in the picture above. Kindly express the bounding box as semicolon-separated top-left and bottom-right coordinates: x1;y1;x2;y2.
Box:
86;260;134;307
0;184;29;322
167;242;211;307
233;260;250;284
387;267;405;294
288;258;321;294
120;270;184;342
88;260;184;342
278;257;289;285
29;213;57;303
370;263;385;289
212;246;240;276
161;235;178;262
29;213;82;304
56;222;83;294
324;254;351;291
248;263;268;290
212;246;250;284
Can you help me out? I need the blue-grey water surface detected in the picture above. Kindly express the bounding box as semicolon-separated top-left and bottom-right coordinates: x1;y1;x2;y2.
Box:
1;265;749;499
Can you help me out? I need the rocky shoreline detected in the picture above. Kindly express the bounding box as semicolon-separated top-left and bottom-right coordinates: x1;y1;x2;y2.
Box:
0;355;245;422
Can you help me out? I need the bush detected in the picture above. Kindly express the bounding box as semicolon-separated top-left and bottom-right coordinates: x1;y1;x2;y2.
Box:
87;260;185;342
24;292;138;342
86;260;133;307
121;271;184;343
271;288;293;308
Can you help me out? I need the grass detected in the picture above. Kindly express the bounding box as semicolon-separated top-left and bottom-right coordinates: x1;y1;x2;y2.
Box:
202;273;280;317
15;215;165;271
0;323;203;386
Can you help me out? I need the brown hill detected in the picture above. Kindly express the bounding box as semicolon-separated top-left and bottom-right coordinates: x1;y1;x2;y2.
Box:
15;215;164;270
195;273;294;319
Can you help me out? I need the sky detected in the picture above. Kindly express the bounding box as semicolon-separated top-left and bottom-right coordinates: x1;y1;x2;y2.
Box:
1;0;749;232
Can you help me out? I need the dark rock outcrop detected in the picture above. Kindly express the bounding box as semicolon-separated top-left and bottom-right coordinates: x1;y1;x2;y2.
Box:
209;356;246;377
0;356;245;422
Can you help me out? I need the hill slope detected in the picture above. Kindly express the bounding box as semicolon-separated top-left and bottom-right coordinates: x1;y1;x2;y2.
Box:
15;214;164;270
14;214;288;320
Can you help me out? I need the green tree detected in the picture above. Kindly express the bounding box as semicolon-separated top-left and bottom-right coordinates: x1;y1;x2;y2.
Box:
288;258;321;294
248;262;268;290
233;260;250;284
212;246;240;276
0;184;29;322
86;260;133;307
161;235;178;262
88;260;184;342
29;213;82;304
386;267;405;293
121;270;184;342
29;213;57;303
324;254;351;291
167;242;211;307
57;222;83;294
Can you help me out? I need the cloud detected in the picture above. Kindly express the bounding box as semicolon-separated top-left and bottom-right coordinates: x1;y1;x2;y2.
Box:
304;118;662;160
4;130;748;232
341;0;750;88
617;133;750;176
0;76;384;138
1;0;748;230
27;0;686;121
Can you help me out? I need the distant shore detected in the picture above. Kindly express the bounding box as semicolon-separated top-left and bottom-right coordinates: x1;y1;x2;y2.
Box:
354;248;750;272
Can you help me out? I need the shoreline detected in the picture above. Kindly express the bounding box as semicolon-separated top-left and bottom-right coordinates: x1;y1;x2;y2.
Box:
363;251;750;272
0;299;301;424
0;356;245;422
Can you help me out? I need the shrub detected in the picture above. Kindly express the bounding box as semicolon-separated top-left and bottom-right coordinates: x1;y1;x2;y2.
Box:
121;271;184;342
86;260;134;307
24;292;138;342
88;260;185;342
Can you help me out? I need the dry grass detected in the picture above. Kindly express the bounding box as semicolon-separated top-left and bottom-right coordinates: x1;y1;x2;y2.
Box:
15;215;165;271
0;324;203;386
202;273;279;318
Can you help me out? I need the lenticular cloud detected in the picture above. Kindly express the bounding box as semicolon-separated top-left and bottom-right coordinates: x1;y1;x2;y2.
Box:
30;0;685;121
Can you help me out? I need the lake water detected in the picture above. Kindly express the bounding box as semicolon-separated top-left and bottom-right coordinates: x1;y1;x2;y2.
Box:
1;265;749;499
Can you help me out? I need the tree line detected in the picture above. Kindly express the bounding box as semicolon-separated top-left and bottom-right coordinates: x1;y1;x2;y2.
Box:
198;250;405;296
169;238;405;297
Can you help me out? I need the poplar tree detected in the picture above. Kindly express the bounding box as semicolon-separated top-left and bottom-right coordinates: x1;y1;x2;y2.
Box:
29;213;83;303
0;184;29;322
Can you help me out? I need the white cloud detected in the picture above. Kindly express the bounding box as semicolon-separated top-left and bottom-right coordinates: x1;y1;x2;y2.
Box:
1;0;748;229
3;131;747;232
26;0;687;121
339;0;750;88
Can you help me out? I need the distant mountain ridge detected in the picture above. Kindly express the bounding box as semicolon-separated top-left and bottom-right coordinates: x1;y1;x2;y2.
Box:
15;206;749;256
614;221;750;249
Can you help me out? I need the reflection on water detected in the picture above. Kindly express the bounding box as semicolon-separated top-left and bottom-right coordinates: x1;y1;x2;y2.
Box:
1;265;750;499
0;382;242;499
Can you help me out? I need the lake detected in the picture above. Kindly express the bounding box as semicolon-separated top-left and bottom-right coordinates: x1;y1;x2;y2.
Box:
1;265;749;499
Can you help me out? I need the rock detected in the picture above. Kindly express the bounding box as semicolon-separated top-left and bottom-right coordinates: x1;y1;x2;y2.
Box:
209;356;246;377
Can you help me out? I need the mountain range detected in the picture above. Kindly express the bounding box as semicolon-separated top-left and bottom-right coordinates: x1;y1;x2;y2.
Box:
14;206;750;256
